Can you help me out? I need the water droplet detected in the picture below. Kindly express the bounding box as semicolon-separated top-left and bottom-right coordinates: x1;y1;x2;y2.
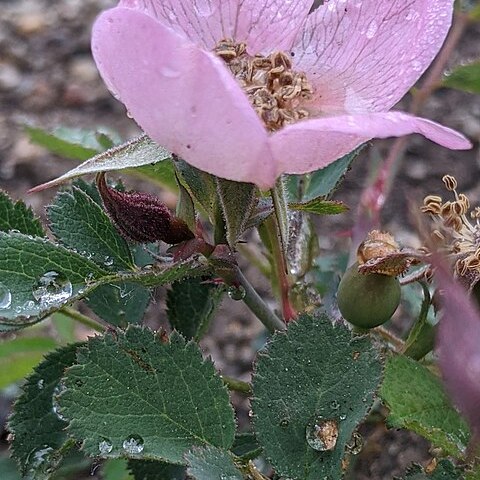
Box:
52;382;67;421
194;0;214;17
0;284;12;310
339;413;347;421
122;434;144;454
279;418;290;428
412;60;422;72
32;271;72;308
365;20;378;39
37;379;45;390
27;446;54;470
227;285;246;301
330;400;340;410
161;66;180;78
305;417;339;451
98;439;113;455
346;432;364;455
103;256;114;267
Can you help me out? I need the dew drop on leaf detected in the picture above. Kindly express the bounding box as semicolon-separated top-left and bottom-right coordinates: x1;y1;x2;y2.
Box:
305;417;339;451
330;400;340;410
122;434;144;454
98;439;113;455
0;284;12;310
32;271;72;308
37;379;45;390
52;382;67;422
227;285;246;301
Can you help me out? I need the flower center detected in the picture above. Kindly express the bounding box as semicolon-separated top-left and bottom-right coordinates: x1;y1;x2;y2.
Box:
213;39;314;132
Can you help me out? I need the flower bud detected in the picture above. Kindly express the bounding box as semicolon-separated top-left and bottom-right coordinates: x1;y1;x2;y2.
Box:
337;262;401;329
96;172;194;244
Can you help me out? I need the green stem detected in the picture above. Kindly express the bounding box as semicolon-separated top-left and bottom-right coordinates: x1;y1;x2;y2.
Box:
373;326;405;352
60;306;105;333
235;267;286;333
237;244;271;278
221;375;252;395
266;180;297;322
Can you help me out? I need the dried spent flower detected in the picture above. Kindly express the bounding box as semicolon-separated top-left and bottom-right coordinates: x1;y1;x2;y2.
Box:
357;230;418;277
96;172;195;245
421;175;480;290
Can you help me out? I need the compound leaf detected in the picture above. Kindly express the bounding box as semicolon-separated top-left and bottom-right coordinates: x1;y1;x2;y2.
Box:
58;326;235;464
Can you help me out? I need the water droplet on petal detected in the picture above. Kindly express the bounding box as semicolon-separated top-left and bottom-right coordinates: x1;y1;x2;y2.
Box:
122;434;144;454
227;285;246;301
305;417;339;451
365;20;378;39
161;66;180;78
32;271;72;308
98;439;113;455
0;284;12;310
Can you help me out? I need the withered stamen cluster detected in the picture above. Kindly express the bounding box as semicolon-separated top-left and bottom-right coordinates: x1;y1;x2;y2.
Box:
421;174;480;283
214;39;313;131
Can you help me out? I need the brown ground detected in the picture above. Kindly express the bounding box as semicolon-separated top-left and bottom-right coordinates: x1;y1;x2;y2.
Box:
0;1;479;478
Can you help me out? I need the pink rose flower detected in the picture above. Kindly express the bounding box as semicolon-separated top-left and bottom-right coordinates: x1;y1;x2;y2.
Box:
92;0;471;189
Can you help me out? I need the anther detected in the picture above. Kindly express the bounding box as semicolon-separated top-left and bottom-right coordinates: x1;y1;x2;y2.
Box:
442;175;458;191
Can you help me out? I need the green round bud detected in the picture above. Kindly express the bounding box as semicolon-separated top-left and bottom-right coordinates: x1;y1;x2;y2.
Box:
337;262;401;329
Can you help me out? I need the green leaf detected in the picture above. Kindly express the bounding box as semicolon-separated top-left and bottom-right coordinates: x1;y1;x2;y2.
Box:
251;314;383;480
58;326;235;463
0;232;108;327
380;355;469;457
185;446;243;480
133;160;178;192
49;184;152;326
0;337;57;389
176;174;197;232
288;148;362;202
166;277;222;340
128;460;185;480
231;433;262;461
24;125;101;161
216;179;257;247
289;199;348;216
398;460;464;480
0;191;44;236
0;231;207;327
443;62;480;94
30;135;172;192
87;282;151;327
102;459;134;480
9;343;80;476
47;186;134;270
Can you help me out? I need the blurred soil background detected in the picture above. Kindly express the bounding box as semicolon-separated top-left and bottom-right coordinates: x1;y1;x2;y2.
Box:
0;0;479;478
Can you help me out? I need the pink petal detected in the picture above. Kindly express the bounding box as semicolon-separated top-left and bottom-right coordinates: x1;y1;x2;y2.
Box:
293;0;454;113
270;111;471;175
435;260;480;443
118;0;312;53
92;8;277;187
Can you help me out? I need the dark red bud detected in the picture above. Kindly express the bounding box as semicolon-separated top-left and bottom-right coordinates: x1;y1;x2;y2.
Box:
96;172;195;244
